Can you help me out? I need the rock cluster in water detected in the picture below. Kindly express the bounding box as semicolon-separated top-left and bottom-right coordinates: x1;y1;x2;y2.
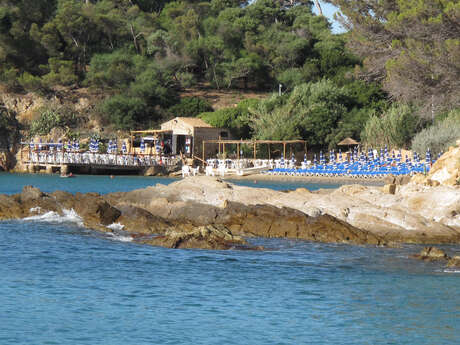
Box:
1;172;460;250
412;247;460;268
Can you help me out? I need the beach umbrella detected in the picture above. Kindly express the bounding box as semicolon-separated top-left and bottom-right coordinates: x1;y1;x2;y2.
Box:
122;141;127;154
338;149;342;162
57;139;62;151
93;139;99;153
113;140;118;153
29;140;34;150
280;153;284;166
425;148;431;165
108;140;113;153
303;153;307;164
140;139;145;153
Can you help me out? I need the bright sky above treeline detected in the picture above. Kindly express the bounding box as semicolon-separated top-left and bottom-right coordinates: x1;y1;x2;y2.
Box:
312;2;345;34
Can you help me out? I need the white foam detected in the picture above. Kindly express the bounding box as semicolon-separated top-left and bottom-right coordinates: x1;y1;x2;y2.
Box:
443;268;460;274
106;222;125;231
106;232;133;242
29;207;41;213
23;208;83;226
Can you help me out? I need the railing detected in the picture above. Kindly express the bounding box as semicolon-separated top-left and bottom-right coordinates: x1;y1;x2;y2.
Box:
22;151;178;167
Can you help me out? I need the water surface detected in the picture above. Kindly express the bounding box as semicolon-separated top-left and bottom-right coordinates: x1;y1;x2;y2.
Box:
0;173;459;345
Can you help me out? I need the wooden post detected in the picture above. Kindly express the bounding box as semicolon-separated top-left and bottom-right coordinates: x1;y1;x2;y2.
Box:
268;144;271;160
283;143;286;158
130;135;133;154
237;143;240;160
253;142;256;160
202;141;205;163
223;143;226;157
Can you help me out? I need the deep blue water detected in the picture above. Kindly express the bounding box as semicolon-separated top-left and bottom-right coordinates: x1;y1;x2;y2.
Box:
1;173;459;345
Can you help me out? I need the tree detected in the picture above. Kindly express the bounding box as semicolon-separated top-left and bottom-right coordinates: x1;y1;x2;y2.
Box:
325;0;460;114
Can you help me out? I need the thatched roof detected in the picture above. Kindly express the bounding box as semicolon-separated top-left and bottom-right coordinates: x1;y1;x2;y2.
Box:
337;137;360;146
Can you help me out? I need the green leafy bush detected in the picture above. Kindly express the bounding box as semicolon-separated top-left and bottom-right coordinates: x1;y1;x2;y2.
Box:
411;108;460;156
249;80;353;147
17;72;44;93
169;97;213;117
102;95;148;130
29;105;78;136
361;104;420;149
41;58;78;87
199;98;258;138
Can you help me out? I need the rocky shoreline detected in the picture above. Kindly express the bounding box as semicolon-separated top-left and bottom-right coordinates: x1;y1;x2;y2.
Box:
1;175;460;251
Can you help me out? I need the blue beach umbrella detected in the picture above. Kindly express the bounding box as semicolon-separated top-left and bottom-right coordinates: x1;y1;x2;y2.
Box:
108;140;113;153
426;148;431;165
291;153;295;166
93;139;99;153
57;139;62;151
338;149;342;161
122;141;127;154
140;139;145;153
280;153;284;166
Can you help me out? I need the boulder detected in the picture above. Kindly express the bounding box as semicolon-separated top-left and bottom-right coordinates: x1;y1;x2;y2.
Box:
382;184;396;195
20;186;44;203
412;246;450;261
140;224;257;250
447;256;460;268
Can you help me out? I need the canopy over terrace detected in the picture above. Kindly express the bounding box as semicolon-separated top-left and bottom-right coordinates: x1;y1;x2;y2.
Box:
130;129;172;154
202;139;307;161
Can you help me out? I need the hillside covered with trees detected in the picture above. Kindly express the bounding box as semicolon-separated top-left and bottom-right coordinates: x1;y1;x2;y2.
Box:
0;0;459;154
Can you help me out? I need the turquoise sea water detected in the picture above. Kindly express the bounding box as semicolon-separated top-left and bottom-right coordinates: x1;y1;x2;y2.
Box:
1;173;459;345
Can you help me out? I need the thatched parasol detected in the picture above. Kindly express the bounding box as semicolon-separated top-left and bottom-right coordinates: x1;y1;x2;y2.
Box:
337;137;360;146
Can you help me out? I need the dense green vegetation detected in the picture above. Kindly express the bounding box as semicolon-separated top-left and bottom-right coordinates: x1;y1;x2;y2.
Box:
0;0;458;152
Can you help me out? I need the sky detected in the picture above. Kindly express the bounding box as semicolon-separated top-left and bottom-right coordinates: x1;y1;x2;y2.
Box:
311;2;346;34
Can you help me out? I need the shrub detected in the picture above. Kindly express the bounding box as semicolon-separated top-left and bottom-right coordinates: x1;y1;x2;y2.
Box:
17;72;44;93
29;105;78;136
41;58;78;87
168;97;213;117
411;109;460;156
199;98;258;139
361;104;420;149
102;95;148;130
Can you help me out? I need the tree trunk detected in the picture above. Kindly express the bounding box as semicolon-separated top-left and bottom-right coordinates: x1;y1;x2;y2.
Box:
314;0;323;16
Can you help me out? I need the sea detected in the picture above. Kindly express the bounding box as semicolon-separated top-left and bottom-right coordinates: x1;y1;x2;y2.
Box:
1;173;459;345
